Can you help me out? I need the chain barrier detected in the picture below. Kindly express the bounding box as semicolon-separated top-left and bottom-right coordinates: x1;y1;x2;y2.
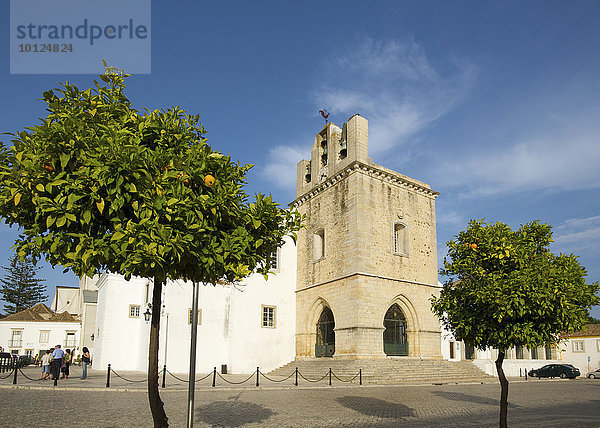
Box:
331;371;360;383
216;371;255;385
0;367;15;380
109;368;150;383
259;370;295;383
166;370;213;383
298;371;330;383
17;367;43;382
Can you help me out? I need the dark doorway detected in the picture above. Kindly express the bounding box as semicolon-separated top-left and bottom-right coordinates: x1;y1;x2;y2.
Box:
383;304;408;356
465;344;476;360
315;307;335;357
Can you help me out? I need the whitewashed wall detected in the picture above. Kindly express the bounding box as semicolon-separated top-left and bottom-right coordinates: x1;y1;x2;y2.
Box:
0;320;80;358
559;337;600;374
94;238;297;374
92;274;149;370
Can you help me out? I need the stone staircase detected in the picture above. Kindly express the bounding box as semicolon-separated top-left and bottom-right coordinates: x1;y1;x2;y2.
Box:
268;358;496;385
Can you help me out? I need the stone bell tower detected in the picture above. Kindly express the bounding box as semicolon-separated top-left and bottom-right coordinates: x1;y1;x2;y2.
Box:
292;114;441;359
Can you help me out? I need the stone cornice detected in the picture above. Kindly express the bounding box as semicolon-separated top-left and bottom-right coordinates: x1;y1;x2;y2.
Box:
295;271;441;293
290;160;439;208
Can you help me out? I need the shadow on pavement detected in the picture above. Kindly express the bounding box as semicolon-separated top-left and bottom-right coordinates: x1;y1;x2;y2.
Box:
433;390;519;408
336;396;415;419
195;400;275;427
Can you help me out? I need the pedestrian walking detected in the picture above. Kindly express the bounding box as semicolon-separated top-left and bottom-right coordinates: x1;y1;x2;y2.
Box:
39;350;51;380
51;344;64;381
80;347;90;380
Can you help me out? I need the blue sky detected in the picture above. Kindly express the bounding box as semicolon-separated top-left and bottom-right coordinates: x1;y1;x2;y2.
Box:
1;1;599;316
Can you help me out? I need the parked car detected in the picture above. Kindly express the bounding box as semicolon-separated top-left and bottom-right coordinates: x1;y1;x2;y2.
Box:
17;355;35;367
586;368;600;379
528;364;580;379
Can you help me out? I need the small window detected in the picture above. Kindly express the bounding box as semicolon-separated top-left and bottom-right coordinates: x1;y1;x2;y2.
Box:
262;305;276;328
515;345;524;359
39;330;50;343
129;305;141;318
271;248;280;271
10;330;22;348
530;347;538;359
572;341;585;352
313;229;325;260
145;282;150;305
393;222;409;256
65;332;76;348
188;308;202;325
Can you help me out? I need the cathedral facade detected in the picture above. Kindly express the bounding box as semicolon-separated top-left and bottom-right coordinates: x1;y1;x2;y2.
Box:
292;114;441;360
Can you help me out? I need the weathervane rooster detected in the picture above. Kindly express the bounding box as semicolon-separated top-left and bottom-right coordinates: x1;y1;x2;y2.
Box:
319;109;330;124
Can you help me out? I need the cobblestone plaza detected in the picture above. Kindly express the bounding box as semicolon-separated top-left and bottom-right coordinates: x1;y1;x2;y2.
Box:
1;367;599;427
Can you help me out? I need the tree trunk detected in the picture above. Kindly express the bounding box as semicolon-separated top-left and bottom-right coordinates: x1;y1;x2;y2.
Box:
148;276;168;427
495;350;509;428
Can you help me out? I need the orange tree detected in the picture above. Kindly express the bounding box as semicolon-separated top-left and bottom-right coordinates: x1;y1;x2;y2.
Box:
431;219;598;428
0;65;302;427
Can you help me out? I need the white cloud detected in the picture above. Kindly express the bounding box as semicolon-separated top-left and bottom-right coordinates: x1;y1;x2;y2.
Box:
430;127;600;196
315;37;477;154
261;145;309;191
554;215;600;253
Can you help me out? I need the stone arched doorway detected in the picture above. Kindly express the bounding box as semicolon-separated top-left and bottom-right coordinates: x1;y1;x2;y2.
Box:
315;307;335;357
383;304;408;356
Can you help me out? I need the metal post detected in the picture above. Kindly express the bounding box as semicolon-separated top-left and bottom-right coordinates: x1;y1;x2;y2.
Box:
295;367;298;386
525;368;528;380
212;367;216;387
106;364;111;388
162;364;167;388
12;365;17;385
519;368;522;377
329;368;332;385
256;367;259;387
359;369;362;385
186;280;200;428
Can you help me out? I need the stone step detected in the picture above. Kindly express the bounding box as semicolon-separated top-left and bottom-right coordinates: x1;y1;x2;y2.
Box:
267;358;494;384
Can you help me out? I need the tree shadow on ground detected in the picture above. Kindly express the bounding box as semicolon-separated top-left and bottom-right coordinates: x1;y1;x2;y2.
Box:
433;391;519;408
195;400;275;427
336;396;416;419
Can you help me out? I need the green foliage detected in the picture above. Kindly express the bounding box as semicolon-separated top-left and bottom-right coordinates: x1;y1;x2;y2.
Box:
431;219;599;351
0;65;303;285
0;254;46;314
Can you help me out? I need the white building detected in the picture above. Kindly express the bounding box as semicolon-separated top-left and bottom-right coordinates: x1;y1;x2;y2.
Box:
92;236;297;373
558;324;600;374
0;303;80;359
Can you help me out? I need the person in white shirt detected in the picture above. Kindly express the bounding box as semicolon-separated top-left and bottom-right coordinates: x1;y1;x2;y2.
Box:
39;350;52;380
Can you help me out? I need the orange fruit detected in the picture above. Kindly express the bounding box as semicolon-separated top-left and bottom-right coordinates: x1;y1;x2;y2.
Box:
43;163;54;172
471;243;477;249
204;174;215;186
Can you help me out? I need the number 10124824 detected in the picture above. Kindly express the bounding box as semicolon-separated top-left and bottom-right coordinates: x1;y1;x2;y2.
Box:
19;44;73;53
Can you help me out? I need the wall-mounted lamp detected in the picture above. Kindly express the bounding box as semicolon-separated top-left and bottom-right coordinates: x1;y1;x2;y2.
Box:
144;304;152;322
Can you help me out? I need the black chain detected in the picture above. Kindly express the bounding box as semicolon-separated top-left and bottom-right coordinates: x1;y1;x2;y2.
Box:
216;372;255;385
298;371;329;383
109;368;148;383
331;371;360;383
259;370;295;383
166;370;213;383
0;367;15;379
17;368;43;382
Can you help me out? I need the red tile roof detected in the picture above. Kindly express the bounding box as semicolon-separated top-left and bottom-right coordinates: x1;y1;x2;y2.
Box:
560;324;600;338
0;303;79;323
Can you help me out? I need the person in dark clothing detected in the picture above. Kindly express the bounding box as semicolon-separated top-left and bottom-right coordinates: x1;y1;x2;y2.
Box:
51;344;64;381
